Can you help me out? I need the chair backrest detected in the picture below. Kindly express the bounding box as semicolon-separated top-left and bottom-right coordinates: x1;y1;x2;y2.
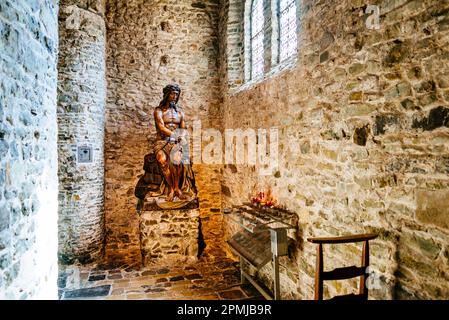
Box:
307;233;378;300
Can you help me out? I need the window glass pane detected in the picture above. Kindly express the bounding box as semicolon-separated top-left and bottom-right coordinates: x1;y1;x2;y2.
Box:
251;33;264;78
279;0;291;11
251;0;264;35
251;0;264;78
279;0;297;62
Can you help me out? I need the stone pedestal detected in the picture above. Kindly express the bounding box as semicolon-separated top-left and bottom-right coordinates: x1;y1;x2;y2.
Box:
139;208;200;266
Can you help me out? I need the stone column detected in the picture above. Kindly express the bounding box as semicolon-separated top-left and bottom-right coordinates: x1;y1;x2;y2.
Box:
57;0;106;264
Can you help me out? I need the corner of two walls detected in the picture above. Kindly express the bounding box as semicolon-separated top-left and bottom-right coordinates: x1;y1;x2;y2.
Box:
220;0;449;299
104;0;224;265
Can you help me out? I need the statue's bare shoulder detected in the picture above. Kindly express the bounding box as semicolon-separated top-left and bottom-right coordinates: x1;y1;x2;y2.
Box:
154;106;163;116
154;107;164;120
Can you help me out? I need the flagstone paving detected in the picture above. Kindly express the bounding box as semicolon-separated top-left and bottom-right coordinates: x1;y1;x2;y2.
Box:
58;250;264;300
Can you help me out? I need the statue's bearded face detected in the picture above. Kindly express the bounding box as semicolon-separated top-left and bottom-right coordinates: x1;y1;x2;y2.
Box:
168;90;179;103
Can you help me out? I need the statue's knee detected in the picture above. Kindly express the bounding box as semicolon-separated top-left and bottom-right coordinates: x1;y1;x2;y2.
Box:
157;154;170;171
156;151;166;163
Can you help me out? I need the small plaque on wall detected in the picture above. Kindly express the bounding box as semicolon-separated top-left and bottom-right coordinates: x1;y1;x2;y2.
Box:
77;145;93;164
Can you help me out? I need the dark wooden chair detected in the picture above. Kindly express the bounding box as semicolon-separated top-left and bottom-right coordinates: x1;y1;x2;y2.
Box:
307;233;378;300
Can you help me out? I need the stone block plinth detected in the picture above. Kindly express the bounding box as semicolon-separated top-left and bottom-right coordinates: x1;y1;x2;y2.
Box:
139;209;200;266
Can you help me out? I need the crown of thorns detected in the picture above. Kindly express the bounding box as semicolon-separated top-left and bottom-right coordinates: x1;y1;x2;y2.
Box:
163;84;181;96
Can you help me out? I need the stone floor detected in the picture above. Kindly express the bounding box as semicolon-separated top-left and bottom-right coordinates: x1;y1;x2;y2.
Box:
58;248;264;300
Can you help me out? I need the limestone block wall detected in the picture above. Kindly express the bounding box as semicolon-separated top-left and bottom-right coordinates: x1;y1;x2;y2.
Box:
0;0;59;299
220;0;449;299
105;0;222;264
57;0;107;264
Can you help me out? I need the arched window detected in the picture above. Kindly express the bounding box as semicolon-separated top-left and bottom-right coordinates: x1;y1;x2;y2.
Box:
250;0;264;79
279;0;297;62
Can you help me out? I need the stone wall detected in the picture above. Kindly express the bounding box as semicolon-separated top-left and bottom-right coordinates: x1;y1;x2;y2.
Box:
0;0;59;299
104;0;223;265
219;0;245;89
220;0;449;299
57;0;107;265
139;209;200;266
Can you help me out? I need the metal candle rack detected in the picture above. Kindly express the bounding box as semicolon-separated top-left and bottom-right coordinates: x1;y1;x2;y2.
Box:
225;202;297;300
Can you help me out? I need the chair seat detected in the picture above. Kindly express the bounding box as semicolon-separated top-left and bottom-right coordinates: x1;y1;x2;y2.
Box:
322;266;366;280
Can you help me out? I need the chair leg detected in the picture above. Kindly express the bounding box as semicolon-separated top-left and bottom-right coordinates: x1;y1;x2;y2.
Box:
315;244;323;300
273;255;280;300
359;240;369;300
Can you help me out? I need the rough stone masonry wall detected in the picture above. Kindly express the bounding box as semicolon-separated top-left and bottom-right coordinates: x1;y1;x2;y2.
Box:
220;0;449;299
0;0;59;299
105;0;223;265
139;209;200;266
57;0;106;265
218;0;245;90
